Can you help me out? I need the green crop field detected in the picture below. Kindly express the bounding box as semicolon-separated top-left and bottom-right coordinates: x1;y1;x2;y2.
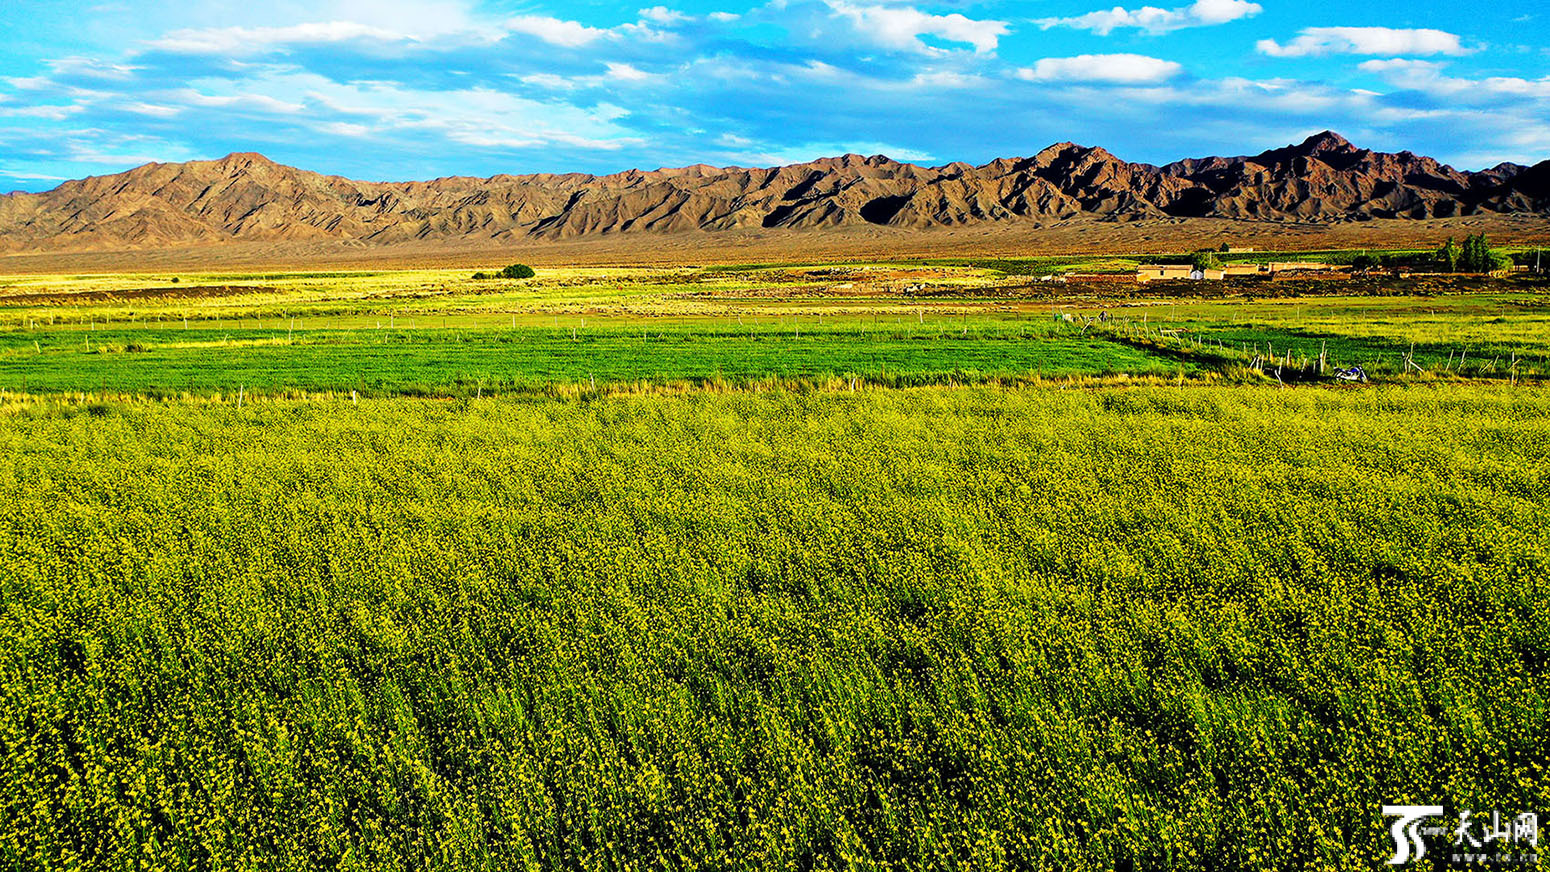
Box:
1;261;1548;870
0;323;1178;395
2;265;1549;395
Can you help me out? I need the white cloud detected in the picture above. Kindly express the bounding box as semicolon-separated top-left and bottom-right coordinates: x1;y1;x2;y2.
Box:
320;121;371;137
1037;0;1260;35
1359;59;1550;98
510;63;664;91
1016;54;1183;84
708;11;741;22
44;57;141;79
502;15;609;48
517;73;577;91
248;74;641;152
1257;27;1467;58
5;76;58;91
0;168;74;183
319;0;478;37
826;2;1009;54
604;62;654;82
169;89;308;114
0;104;87;120
148;11;616;55
638;6;689;24
148;21;408;55
770;58;989;93
123;102;183;118
908;70;985;89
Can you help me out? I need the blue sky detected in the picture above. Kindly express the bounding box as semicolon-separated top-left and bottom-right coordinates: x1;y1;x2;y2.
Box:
1;0;1546;190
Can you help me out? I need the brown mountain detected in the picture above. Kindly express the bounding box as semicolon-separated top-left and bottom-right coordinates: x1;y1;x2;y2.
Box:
0;132;1545;253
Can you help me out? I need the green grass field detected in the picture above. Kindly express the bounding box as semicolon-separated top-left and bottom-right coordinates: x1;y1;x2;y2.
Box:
0;323;1177;395
1;261;1548;870
2;266;1548;394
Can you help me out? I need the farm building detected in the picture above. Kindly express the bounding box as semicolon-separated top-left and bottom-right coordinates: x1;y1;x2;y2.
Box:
1135;265;1196;282
1135;265;1224;282
1063;273;1137;283
1265;261;1341;274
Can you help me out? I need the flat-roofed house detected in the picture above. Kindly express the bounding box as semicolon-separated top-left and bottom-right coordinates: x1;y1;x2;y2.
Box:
1136;265;1196;283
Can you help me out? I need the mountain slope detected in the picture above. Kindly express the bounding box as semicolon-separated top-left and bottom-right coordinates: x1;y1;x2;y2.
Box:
1;132;1545;252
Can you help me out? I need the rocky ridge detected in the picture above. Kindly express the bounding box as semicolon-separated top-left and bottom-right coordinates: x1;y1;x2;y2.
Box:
1;132;1545;252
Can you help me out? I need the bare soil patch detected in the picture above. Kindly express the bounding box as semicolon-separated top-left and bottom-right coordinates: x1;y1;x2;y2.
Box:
0;284;272;305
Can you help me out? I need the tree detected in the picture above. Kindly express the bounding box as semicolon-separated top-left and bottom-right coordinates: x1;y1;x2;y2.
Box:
1455;234;1510;273
1463;234;1484;272
1191;251;1222;271
1438;237;1460;272
500;263;536;279
1351;253;1382;271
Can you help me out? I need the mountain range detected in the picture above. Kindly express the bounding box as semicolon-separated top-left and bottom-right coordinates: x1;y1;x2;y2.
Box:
1;131;1546;253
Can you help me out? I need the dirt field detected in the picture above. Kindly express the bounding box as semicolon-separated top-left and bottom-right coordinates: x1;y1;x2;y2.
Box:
3;214;1547;274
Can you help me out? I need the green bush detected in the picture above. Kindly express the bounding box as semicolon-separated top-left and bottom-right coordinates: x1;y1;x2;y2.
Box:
1190;251;1222;270
500;263;536;279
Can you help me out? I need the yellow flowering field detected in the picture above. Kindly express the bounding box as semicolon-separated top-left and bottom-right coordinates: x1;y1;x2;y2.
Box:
0;385;1545;870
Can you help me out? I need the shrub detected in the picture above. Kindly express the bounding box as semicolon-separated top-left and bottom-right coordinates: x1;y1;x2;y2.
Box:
499;263;536;279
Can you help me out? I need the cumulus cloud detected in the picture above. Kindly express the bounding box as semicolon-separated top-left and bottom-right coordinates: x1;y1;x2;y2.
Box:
826;2;1009;54
637;6;689;24
503;15;609;47
1016;54;1183;84
1359;58;1550;98
1037;0;1260;36
1257;27;1468;58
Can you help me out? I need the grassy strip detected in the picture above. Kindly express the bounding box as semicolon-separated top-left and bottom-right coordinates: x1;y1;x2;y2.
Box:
0;327;1177;394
